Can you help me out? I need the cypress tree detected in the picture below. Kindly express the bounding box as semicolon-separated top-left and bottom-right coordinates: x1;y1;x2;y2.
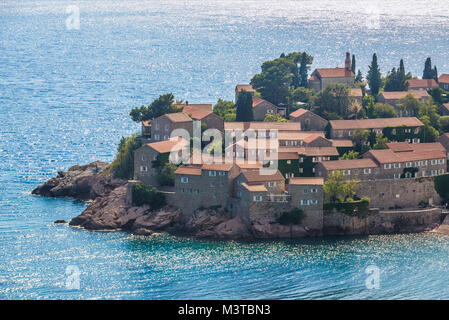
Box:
398;59;408;90
433;66;438;82
423;57;433;79
235;91;254;122
367;53;381;96
351;54;356;74
299;53;309;88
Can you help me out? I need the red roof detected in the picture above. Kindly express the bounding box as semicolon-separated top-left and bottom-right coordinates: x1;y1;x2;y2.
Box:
365;149;446;164
379;91;429;100
407;79;438;89
236;84;255;93
242;170;285;183
289;108;309;118
442;103;449;112
289;177;324;185
439;74;449;84
330;117;424;130
147;138;189;154
321;159;379;170
315;68;354;78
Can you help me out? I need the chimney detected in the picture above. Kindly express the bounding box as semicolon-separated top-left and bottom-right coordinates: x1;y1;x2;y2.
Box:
345;52;351;71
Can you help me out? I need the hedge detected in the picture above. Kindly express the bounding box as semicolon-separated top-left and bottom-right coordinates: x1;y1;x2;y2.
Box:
132;182;166;210
324;197;371;217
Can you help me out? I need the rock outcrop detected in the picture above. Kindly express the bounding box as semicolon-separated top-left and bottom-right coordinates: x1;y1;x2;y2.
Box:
32;161;125;201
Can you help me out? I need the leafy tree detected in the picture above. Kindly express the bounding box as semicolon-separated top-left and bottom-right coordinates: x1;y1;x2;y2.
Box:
434;174;449;202
372;103;398;118
362;95;376;118
213;98;235;119
373;133;389;149
367;53;382;96
439;116;449;133
291;87;315;104
251;52;313;106
420;115;439;142
298;53;310;87
419;101;440;129
111;134;142;179
156;162;178;186
323;171;359;203
264;114;287;122
398;94;421;117
341;150;359;160
351;129;371;154
384;60;408;91
235;91;254;122
130;93;179;122
428;87;445;106
314;84;351;119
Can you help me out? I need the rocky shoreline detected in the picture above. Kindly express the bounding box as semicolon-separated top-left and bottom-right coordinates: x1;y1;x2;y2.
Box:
33;161;447;239
33;161;312;239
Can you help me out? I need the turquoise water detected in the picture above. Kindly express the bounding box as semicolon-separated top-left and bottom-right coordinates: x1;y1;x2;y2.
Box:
1;0;449;299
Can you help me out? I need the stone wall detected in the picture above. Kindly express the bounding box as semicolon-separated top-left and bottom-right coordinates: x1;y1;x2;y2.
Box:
323;207;445;236
356;177;442;210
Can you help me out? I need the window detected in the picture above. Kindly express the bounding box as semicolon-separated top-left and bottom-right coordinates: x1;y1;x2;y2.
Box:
394;173;400;179
393;163;401;169
304;189;309;194
140;166;148;172
384;164;391;169
164;124;169;131
181;188;185;193
219;171;226;176
311;188;318;193
188;189;193;194
406;162;412;168
238;191;242;198
209;171;217;176
164;135;169;140
439;159;445;165
343;170;351;176
431;159;436;165
267;182;276;187
181;177;189;183
253;195;262;202
392;129;397;135
286;160;291;164
348;131;352;137
154;134;160;140
213;193;217;198
210;181;215;187
363;168;371;174
141;155;146;161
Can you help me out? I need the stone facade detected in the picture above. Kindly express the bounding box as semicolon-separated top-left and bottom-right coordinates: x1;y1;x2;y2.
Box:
252;98;278;121
150;113;193;142
355;177;442;209
289;109;328;131
289;178;324;231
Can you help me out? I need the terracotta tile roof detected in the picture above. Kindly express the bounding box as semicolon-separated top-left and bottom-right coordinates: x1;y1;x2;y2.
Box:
174;166;202;175
315;68;354;78
387;142;445;153
180;104;213;119
349;88;363;97
165;112;193;123
289;108;309;118
309;75;319;81
242;170;284;183
321;158;379;170
278;131;325;141
379;91;429;100
147;138;189;154
236;84;255;93
303;134;327;144
176;104;212;112
225;122;301;131
252;97;276;108
330;117;424;130
142;120;152;127
289;177;324;185
442;103;449;112
439;74;449;84
365;149;446;163
201;163;234;171
278;152;300;160
407;79;438;89
278;146;306;153
299;147;339;157
329;139;353;147
241;182;268;192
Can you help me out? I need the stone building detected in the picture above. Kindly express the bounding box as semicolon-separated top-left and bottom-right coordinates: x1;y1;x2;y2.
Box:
438;133;449;169
150;113;193;142
438;74;449;91
174;162;241;216
407;79;439;91
377;91;430;116
133;138;189;186
288;177;324;231
440;103;449;116
315;158;380;180
289;108;328;131
349;88;363;105
329;117;424;142
308;52;355;91
181;104;224;132
235;84;256;101
252;97;279;120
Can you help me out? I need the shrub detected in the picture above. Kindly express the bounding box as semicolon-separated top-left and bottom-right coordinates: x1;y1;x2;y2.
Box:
278;208;306;225
324;197;371;217
434;174;449;201
132;183;166;210
111;134;142;179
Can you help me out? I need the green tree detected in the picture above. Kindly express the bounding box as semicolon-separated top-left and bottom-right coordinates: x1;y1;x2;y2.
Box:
314;83;351;119
341;150;359;160
264;114;288;122
351;54;356;74
323;171;360;203
362;95;376;118
367;53;382;96
235;91;254;122
291;87;315;104
110;134;142;179
298;53;310;87
384;60;408;91
398;94;421;117
439;116;449;133
423;57;436;80
373;133;389;149
351;129;371;154
213;98;235;119
130;93;179;122
372;103;398;118
355;70;363;83
420;115;439;142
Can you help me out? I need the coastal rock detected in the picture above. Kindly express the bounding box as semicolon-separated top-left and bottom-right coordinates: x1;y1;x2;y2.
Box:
32;161;125;201
54;220;67;224
251;217;308;238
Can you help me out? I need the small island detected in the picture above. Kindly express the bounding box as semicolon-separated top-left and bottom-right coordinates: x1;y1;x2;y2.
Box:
33;52;449;239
